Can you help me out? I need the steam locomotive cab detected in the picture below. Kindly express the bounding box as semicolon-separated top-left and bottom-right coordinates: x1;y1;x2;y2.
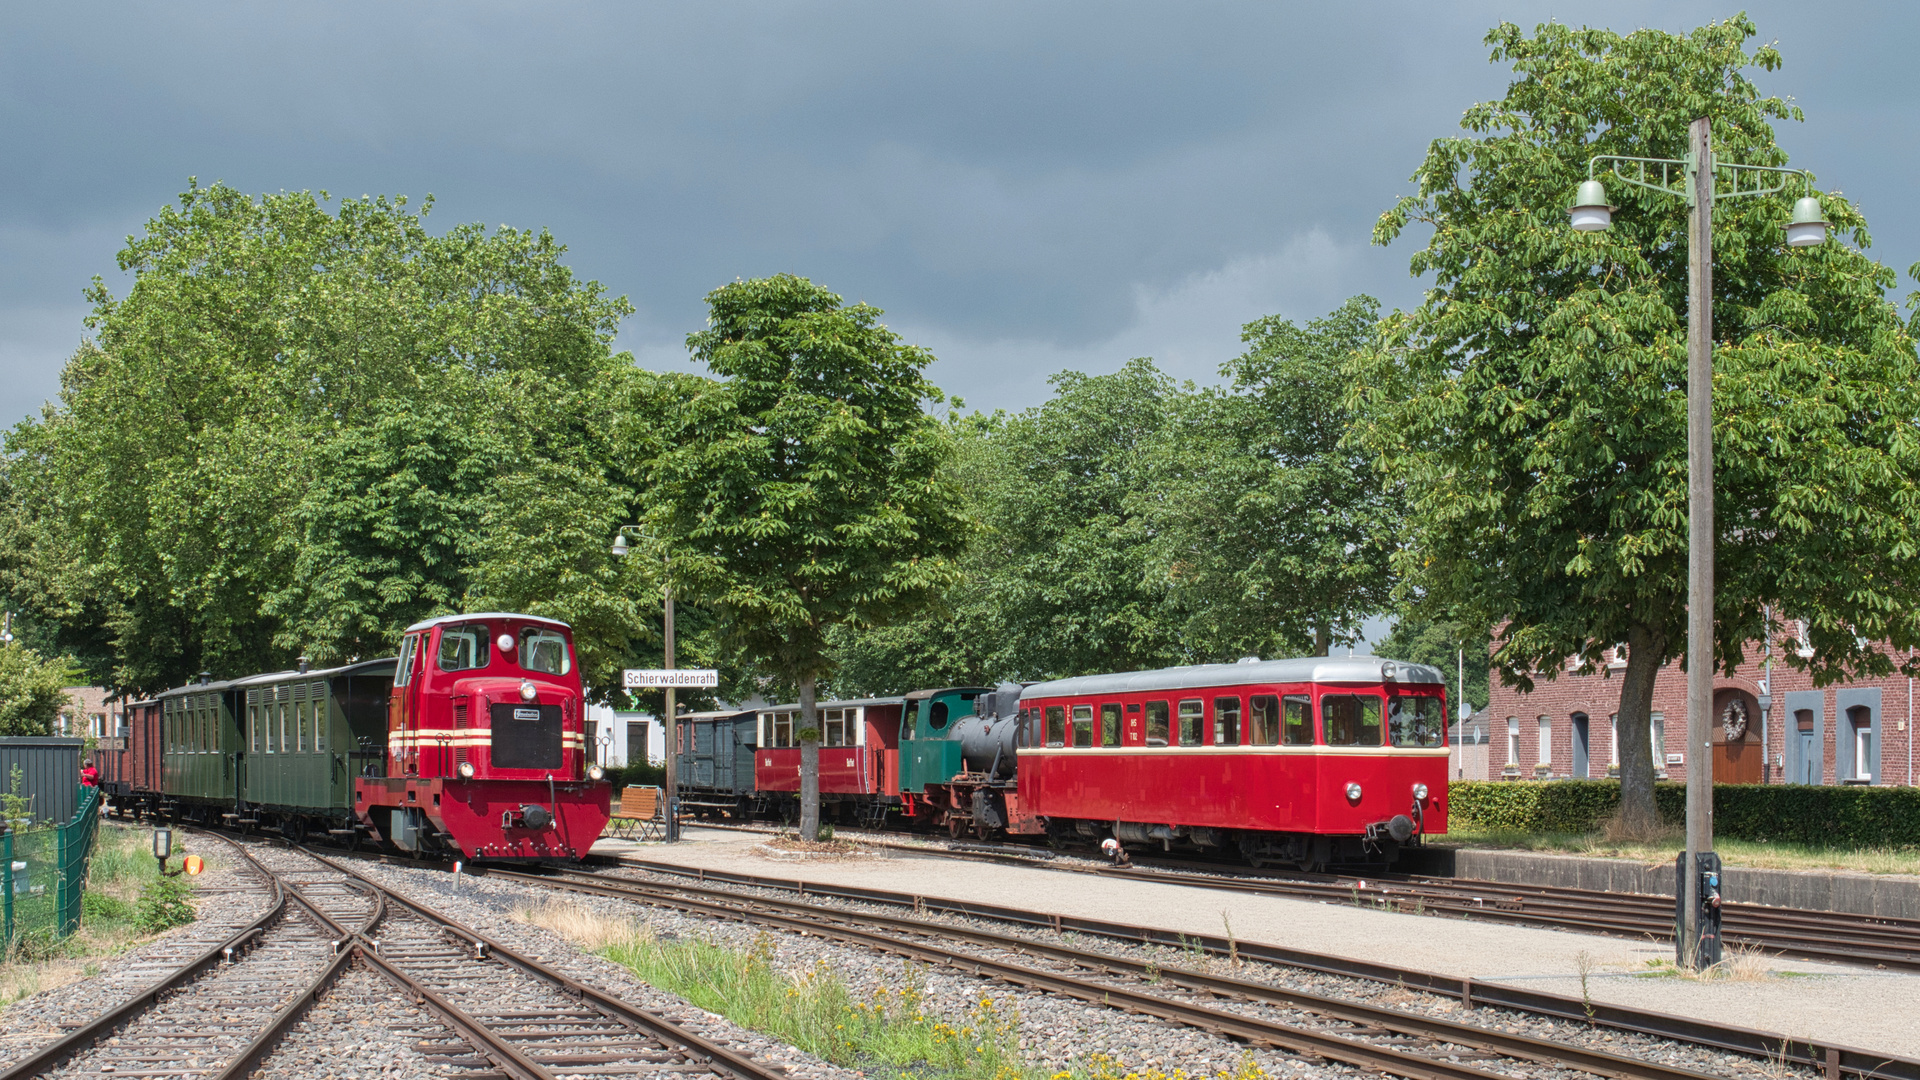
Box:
354;612;611;859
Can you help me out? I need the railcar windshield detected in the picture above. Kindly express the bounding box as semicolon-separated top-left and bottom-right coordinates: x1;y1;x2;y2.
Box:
437;624;492;672
518;628;572;675
1388;695;1446;748
1322;694;1383;746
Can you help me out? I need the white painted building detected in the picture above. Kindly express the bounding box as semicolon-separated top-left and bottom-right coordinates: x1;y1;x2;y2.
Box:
583;705;664;767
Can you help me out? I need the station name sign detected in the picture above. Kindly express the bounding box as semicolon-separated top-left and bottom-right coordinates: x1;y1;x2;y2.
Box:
623;668;719;689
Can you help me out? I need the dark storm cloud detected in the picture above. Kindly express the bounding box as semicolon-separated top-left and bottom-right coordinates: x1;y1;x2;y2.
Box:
3;2;1917;423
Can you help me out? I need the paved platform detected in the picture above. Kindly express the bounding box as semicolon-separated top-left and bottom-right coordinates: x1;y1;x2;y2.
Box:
594;827;1918;1060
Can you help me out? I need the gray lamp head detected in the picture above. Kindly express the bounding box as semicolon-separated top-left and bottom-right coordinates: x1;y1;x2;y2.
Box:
1569;179;1614;232
610;533;629;557
1785;195;1828;248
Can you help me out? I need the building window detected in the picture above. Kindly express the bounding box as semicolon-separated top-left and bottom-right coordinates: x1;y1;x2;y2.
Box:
1650;711;1666;766
1506;716;1520;766
1609;714;1619;766
1849;705;1873;782
1537;715;1551;765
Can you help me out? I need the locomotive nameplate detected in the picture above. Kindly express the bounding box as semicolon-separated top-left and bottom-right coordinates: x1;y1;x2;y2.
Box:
623;668;719;689
513;707;541;721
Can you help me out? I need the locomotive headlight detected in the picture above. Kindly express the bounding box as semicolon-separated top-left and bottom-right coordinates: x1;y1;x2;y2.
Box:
1345;782;1363;801
1412;783;1429;801
587;765;605;781
458;761;475;779
520;679;537;703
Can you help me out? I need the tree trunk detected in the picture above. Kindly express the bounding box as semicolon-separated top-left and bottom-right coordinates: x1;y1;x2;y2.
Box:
1614;623;1669;836
1314;620;1330;658
798;674;820;842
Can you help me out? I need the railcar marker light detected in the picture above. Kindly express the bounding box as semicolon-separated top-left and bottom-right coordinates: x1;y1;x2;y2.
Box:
458;761;475;779
520;680;537;703
1345;782;1362;801
1412;783;1429;801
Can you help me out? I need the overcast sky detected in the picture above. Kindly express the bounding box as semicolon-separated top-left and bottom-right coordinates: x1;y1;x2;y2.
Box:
4;2;1916;428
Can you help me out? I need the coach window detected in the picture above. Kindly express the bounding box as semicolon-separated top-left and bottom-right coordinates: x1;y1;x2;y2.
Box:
1072;705;1094;747
1250;695;1280;745
1282;695;1313;745
1177;700;1204;747
1389;696;1445;748
1100;704;1122;747
1214;697;1241;745
438;623;491;671
1145;701;1170;747
1323;694;1383;746
313;688;328;753
774;712;793;748
281;702;293;755
1045;706;1066;747
823;708;848;747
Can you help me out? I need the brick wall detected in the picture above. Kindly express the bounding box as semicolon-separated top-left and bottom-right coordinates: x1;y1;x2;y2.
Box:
1483;638;1917;787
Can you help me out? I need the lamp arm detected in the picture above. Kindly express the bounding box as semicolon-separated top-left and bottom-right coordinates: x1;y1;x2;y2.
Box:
1588;154;1814;204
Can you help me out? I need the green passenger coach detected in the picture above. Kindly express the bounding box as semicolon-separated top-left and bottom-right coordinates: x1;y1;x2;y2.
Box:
239;658;395;833
160;681;241;807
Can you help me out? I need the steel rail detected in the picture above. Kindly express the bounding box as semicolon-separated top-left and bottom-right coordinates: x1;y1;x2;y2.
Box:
499;864;1729;1080
298;847;788;1080
0;834;288;1080
610;855;1917;1080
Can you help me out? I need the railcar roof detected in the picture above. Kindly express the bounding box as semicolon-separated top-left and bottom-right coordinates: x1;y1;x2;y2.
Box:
903;686;994;702
1021;656;1446;701
155;657;399;699
679;709;757;720
402;612;573;634
757;696;909;711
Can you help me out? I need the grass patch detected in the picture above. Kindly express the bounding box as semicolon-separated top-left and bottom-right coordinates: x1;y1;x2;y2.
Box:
1436;825;1920;877
0;822;204;1008
519;899;1277;1080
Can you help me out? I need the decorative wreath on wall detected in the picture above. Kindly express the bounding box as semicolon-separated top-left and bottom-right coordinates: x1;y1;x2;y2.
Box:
1720;698;1750;742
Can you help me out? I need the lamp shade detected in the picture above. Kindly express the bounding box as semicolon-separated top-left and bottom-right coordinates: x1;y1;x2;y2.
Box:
610;533;629;557
1569;179;1613;232
1785;196;1828;248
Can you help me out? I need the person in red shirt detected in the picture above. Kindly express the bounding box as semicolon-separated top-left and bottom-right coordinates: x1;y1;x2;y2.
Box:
79;760;99;788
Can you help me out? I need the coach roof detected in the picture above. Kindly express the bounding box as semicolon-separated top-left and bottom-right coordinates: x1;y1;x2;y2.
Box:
1020;656;1445;701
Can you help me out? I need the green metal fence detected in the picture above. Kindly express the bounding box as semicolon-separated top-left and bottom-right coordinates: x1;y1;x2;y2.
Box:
4;785;101;954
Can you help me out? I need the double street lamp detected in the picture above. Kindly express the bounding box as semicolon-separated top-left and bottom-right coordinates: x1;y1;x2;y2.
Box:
1568;117;1828;969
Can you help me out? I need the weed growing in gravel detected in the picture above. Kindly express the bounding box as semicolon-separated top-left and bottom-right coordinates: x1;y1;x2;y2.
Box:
1635;943;1785;983
1067;1052;1275;1080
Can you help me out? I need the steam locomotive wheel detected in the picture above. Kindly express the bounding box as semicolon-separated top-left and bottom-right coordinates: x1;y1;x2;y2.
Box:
946;816;965;839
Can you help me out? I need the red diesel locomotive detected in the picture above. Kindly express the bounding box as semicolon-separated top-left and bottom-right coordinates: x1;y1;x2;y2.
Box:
355;612;611;860
1012;656;1449;867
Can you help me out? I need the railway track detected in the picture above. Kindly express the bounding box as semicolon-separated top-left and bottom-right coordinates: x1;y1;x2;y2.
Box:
441;860;1896;1080
3;836;788;1080
679;823;1920;972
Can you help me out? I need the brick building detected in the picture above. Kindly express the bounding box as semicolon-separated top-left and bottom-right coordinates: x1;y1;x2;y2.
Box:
1481;631;1916;787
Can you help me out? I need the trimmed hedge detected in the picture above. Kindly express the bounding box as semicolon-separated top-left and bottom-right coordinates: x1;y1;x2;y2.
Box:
1447;779;1920;848
600;762;667;791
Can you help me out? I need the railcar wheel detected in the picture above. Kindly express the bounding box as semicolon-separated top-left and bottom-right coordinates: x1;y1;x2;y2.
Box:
946;816;965;839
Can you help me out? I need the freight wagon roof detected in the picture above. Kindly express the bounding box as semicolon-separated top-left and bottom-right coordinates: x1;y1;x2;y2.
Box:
403;612;572;633
1021;656;1445;701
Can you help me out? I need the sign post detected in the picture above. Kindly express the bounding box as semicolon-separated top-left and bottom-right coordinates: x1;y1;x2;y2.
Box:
622;667;719;842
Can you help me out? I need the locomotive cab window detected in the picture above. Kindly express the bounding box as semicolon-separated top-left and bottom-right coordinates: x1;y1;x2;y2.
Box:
1100;703;1122;747
395;634;419;686
1145;701;1169;747
1214;697;1241;745
1322;694;1383;746
518;628;572;675
928;701;951;731
1250;695;1280;745
438;623;492;672
1283;695;1313;746
1071;705;1093;747
1388;696;1445;748
1177;700;1204;746
1045;706;1065;747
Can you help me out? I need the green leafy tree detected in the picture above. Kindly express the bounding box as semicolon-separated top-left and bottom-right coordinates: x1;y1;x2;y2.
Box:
1138;297;1395;659
3;181;634;693
0;643;76;737
650;275;971;836
1351;18;1920;828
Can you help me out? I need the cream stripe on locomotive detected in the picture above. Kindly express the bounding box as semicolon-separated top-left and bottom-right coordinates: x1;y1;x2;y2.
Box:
1017;745;1451;757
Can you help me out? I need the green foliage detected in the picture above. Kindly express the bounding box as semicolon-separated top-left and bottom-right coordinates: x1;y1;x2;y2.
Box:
3;181;638;693
1351;17;1920;829
1448;780;1920;848
135;875;196;934
1139;297;1395;659
0;646;74;736
1377;617;1490;712
82;889;135;922
650;275;970;703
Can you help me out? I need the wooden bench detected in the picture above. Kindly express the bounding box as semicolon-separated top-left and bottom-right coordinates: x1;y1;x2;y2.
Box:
607;785;666;842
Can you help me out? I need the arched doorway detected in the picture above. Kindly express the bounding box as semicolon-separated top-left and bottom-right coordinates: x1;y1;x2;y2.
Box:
1710;688;1763;784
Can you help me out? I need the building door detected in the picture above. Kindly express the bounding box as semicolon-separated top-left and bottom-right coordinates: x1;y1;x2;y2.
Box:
1570;714;1589;778
1795;710;1821;784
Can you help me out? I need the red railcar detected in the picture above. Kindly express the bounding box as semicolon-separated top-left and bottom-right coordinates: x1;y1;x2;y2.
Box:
97;698;164;817
1016;656;1447;868
752;696;910;825
355;612;611;860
